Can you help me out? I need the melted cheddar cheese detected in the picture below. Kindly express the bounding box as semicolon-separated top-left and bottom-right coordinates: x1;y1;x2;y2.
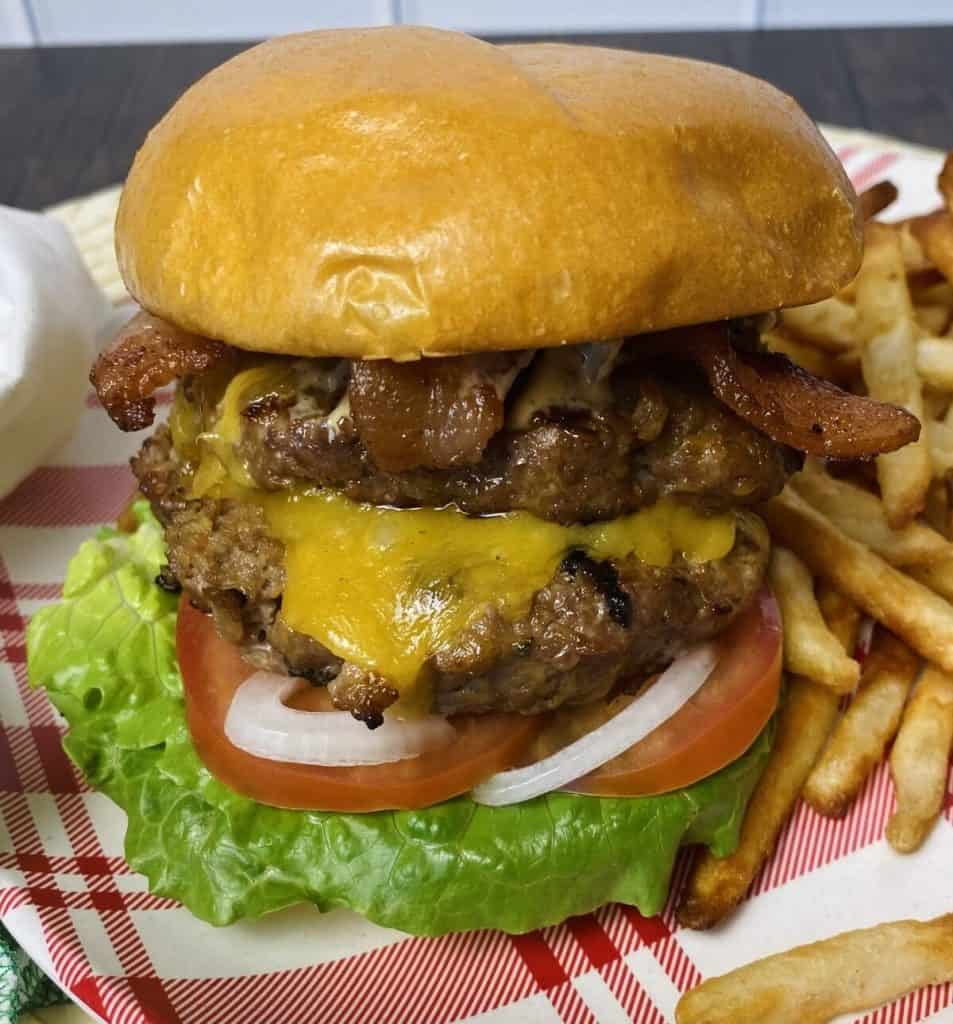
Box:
260;491;735;693
171;367;738;697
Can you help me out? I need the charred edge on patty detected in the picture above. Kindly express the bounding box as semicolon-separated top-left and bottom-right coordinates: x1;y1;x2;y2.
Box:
560;550;631;629
155;567;182;594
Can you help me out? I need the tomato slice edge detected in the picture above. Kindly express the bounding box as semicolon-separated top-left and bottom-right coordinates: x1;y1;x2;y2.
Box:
177;601;540;812
177;587;781;812
565;589;782;797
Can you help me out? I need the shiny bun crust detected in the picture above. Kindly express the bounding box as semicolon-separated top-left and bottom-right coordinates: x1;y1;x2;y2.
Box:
116;27;862;360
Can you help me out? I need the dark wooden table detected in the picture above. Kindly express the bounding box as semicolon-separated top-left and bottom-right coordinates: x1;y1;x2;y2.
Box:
2;25;952;209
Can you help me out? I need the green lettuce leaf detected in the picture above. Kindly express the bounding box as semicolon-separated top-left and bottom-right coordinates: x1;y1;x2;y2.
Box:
27;504;771;935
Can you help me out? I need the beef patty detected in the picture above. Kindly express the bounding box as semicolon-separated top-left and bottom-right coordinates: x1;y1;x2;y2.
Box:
191;352;801;525
134;425;771;720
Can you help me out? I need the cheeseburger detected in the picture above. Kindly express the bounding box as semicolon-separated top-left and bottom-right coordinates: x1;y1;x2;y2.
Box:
32;27;919;934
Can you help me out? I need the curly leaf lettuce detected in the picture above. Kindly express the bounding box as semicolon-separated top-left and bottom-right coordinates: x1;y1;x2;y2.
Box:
27;505;771;935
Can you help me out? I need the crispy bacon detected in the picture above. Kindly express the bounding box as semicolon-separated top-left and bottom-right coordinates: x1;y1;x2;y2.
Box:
90;312;234;431
677;325;920;458
349;352;529;472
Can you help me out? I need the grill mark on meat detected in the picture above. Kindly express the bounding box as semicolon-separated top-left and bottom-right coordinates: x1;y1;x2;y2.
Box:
91;311;235;431
560;549;631;627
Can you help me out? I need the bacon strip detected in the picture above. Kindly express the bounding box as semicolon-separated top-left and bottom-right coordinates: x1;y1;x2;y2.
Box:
91;312;234;431
680;325;920;458
349;352;529;471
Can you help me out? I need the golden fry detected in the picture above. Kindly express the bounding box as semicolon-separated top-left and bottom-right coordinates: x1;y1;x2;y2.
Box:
886;665;953;853
940;152;953;207
911;280;953;308
762;329;851;382
922;387;950;422
815;581;861;652
912;210;953;285
858;179;898;221
856;223;931;526
677;584;854;930
804;630;919;817
677;677;838;930
911;560;953;603
916;336;953;391
769;547;860;694
915;304;952;336
929;417;953;476
898;220;935;275
922;476;953;538
763;487;953;673
781;297;858;353
792;460;953;566
675;915;953;1024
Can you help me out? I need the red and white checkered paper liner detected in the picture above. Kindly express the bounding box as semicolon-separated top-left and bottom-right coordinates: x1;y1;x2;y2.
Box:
1;128;952;1024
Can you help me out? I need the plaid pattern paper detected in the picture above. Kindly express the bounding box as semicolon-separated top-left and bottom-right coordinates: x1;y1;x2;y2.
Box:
1;130;952;1024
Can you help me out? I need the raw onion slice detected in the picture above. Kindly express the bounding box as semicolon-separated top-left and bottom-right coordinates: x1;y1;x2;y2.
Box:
470;643;720;806
224;672;456;766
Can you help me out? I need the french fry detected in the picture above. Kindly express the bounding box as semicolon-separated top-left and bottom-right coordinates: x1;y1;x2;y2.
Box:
940;152;953;207
929;417;953;475
898;219;935;275
803;630;919;817
915;304;952;336
762;329;850;382
856;223;931;526
911;280;953;308
675;915;953;1024
768;547;860;694
911;560;953;603
762;487;953;673
791;460;953;566
886;665;953;853
676;677;838;930
780;297;858;353
922;476;953;539
912;210;953;285
916;336;953;390
858;179;898;221
922;387;950;422
816;582;861;652
677;583;855;930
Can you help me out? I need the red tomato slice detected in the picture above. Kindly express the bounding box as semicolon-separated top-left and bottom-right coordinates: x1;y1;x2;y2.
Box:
563;589;782;797
177;601;541;812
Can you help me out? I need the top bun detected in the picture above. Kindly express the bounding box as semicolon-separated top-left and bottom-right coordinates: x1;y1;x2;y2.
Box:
116;27;861;361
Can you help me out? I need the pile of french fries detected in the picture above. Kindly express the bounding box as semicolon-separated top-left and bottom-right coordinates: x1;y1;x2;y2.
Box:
676;156;953;1021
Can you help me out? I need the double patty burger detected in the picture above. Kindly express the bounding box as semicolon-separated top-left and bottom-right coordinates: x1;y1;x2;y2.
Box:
70;27;919;926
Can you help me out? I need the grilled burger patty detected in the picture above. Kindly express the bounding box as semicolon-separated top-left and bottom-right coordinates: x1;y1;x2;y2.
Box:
177;346;800;525
121;320;910;721
134;366;775;719
238;368;797;525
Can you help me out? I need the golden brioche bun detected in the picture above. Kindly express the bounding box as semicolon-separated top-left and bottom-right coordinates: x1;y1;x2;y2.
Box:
116;27;861;361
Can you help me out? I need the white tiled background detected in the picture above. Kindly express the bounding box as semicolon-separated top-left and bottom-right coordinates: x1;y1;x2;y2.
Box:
0;0;951;45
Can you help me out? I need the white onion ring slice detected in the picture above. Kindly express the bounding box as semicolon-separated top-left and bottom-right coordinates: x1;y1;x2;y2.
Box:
224;672;456;766
470;642;720;806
